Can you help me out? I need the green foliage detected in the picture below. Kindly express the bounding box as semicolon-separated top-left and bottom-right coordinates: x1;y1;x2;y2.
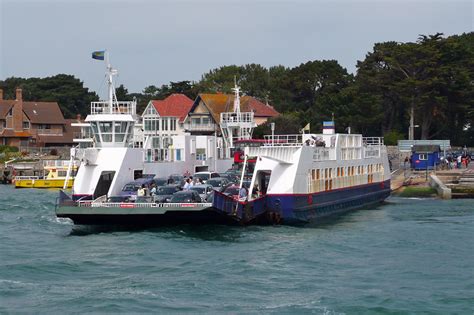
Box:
1;32;472;145
0;74;99;119
253;113;303;139
384;131;405;145
0;145;19;153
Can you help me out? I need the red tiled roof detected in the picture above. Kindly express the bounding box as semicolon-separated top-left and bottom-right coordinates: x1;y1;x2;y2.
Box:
151;94;194;123
241;96;279;117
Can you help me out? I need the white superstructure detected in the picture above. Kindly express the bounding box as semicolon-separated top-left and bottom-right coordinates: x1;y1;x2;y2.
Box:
71;53;233;199
244;132;391;200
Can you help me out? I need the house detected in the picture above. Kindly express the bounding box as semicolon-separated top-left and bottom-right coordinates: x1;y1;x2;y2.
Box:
141;93;194;161
410;145;441;170
0;88;77;148
184;93;279;135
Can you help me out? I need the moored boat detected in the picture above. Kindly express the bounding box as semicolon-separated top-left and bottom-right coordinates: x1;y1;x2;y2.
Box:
15;160;76;189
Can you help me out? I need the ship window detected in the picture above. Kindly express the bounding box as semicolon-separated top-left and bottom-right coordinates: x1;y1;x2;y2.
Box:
102;134;112;142
316;169;320;180
115;121;128;133
311;169;315;180
341;167;344;177
324;168;328;179
99;122;113;133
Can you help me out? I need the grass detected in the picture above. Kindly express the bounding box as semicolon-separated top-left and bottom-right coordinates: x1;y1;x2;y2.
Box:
397;186;438;198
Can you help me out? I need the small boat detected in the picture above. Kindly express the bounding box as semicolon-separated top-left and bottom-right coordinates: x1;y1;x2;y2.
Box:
15;161;76;189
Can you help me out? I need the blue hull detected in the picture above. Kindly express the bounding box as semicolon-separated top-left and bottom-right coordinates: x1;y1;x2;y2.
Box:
213;180;391;225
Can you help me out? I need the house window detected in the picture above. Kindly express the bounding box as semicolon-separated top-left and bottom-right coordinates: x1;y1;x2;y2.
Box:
162;118;168;131
202;117;210;125
170;119;176;131
192;117;200;125
23;121;30;129
419;154;427;160
7;108;12;116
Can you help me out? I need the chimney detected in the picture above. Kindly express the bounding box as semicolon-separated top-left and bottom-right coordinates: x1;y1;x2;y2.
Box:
16;88;22;101
13;88;24;132
0;89;3;100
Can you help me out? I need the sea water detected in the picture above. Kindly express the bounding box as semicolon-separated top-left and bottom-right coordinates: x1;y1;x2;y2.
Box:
1;184;473;314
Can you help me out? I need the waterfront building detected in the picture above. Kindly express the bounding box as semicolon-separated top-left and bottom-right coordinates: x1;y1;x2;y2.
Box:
183;93;279;136
0;88;77;148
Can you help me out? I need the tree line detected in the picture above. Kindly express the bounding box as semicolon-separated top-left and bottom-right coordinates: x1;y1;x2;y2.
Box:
1;32;473;145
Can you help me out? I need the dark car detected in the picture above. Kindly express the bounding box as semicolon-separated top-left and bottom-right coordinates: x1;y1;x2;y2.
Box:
153;185;181;203
107;196;131;203
222;185;240;198
170;190;202;203
119;177;155;200
153;177;169;187
168;174;186;187
206;177;231;192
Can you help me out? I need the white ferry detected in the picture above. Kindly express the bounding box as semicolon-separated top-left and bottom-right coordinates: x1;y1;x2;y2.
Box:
212;127;391;225
56;54;391;225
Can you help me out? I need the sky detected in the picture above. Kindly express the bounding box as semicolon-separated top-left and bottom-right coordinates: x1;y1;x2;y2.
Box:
0;0;472;98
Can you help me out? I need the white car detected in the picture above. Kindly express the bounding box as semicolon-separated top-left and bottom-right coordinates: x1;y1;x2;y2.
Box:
190;184;214;202
193;171;220;184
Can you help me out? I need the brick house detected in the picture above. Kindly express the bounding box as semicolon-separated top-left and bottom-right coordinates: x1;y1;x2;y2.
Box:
0;88;76;148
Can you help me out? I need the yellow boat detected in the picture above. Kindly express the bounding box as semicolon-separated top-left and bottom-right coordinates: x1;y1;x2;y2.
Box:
14;163;76;189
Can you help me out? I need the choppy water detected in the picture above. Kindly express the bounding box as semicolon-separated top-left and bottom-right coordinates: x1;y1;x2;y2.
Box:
1;184;473;314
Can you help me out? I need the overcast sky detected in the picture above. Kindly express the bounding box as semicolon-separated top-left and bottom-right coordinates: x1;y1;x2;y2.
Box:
1;0;472;98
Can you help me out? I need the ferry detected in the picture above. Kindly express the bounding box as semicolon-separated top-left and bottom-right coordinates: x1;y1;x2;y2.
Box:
213;129;391;225
56;53;391;226
56;53;235;224
14;160;76;189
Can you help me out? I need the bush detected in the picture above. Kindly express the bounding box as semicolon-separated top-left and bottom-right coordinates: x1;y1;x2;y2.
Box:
0;145;19;153
384;131;405;146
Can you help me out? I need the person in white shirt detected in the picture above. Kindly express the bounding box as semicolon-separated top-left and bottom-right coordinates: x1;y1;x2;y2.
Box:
137;185;146;197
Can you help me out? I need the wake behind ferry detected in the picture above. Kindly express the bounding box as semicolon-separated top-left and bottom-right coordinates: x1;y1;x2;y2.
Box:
56;53;391;226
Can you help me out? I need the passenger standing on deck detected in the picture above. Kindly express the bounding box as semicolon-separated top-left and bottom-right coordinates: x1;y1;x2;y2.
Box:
183;178;191;191
239;186;248;201
150;183;157;196
137;185;146;197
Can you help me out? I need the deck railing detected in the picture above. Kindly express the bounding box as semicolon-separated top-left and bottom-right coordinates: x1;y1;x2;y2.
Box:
263;134;302;147
91;101;136;115
78;201;212;208
363;137;384;145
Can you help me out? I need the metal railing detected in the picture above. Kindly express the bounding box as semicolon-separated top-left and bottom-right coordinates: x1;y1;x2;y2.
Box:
363;137;384;145
263;134;303;146
185;123;216;131
78;201;212;208
220;112;255;124
91;101;136;115
37;129;63;136
43;160;75;167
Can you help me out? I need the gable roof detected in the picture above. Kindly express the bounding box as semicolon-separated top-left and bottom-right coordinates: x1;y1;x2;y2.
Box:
193;94;279;123
0;101;15;118
0;100;66;124
151;94;194;122
23;102;66;124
